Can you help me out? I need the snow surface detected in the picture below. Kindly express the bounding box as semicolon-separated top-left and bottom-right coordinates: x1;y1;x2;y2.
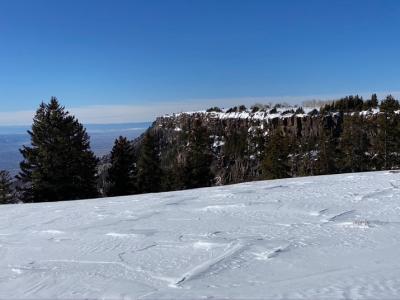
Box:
1;171;400;299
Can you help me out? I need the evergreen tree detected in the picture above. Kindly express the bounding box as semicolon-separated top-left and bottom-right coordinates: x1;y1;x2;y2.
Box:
248;126;266;179
339;115;370;172
0;170;14;204
380;95;400;112
107;136;137;196
184;120;213;188
136;131;162;193
262;129;290;179
363;93;379;110
162;152;186;191
17;98;99;202
159;130;187;192
376;106;400;169
223;125;249;183
371;93;379;108
317;120;339;175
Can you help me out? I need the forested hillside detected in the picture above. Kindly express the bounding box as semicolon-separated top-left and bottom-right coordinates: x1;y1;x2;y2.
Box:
2;94;400;203
119;94;400;192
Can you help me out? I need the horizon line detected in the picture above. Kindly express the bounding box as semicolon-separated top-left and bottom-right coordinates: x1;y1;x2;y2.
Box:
1;91;399;126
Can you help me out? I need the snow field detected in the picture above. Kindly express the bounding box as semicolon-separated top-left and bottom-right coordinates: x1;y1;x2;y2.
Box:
0;171;400;299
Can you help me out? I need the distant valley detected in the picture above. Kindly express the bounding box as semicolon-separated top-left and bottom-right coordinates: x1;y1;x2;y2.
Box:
0;122;151;175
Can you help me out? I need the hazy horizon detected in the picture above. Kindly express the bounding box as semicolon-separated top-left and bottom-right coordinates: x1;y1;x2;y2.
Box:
1;91;400;126
1;0;400;124
0;121;151;175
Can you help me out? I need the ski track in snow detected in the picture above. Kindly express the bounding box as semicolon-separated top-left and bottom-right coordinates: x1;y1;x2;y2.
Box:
0;171;400;299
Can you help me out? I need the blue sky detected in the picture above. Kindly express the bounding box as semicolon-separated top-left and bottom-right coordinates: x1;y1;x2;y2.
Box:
0;0;400;124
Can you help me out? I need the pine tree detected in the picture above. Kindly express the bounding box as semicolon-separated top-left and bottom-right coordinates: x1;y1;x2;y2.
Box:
223;125;249;183
339;115;370;172
262;129;290;179
17;98;99;202
184;119;213;188
371;93;378;108
136;131;162;193
376;106;400;169
107;136;137;196
317;119;339;175
380;95;400;113
0;170;14;204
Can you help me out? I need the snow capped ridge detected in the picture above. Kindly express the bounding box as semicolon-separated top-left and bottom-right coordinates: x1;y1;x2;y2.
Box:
161;106;389;122
1;171;400;298
162;106;315;121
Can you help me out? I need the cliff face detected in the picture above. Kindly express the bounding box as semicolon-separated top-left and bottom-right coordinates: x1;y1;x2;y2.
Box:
154;111;337;139
130;107;398;188
140;109;340;185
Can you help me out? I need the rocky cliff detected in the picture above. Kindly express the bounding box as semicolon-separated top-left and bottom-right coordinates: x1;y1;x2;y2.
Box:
136;108;333;184
128;104;400;189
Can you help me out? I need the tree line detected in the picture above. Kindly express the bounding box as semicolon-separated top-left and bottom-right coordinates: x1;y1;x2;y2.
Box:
0;97;213;203
1;94;400;204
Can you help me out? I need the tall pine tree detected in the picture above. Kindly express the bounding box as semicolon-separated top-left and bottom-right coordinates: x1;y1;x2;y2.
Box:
317;118;339;175
136;131;162;193
371;93;379;108
18;98;99;202
107;136;137;196
376;100;400;170
223;125;249;183
184;119;213;188
262;129;290;179
0;170;14;204
339;114;370;172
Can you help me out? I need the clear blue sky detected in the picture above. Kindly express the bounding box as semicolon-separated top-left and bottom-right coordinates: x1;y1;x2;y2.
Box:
1;0;400;122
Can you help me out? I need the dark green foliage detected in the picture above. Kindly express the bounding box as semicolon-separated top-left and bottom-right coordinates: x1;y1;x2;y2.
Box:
17;98;98;202
269;107;278;114
224;126;248;159
107;136;137;196
248;126;266;178
226;105;247;113
226;106;238;113
281;109;295;115
223;125;250;183
206;107;222;113
380;95;400;113
317;119;340;175
363;93;379;110
338;115;370;172
308;108;319;116
262;130;290;179
371;93;379;108
320;94;398;114
97;98;400;196
320;95;364;113
238;105;247;112
0;170;14;204
375;107;400;169
183;120;213;188
138;97;400;191
136;132;162;193
162;157;186;191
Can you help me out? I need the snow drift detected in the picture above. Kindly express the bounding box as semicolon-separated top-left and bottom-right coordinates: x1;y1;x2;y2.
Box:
1;171;400;299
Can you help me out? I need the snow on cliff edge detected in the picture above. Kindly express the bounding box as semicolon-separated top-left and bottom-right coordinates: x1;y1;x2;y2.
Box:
1;171;400;299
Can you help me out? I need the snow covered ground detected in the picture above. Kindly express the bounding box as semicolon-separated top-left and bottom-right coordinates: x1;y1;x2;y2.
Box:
1;171;400;299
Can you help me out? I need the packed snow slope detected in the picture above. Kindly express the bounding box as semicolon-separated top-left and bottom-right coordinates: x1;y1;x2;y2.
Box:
1;171;400;299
